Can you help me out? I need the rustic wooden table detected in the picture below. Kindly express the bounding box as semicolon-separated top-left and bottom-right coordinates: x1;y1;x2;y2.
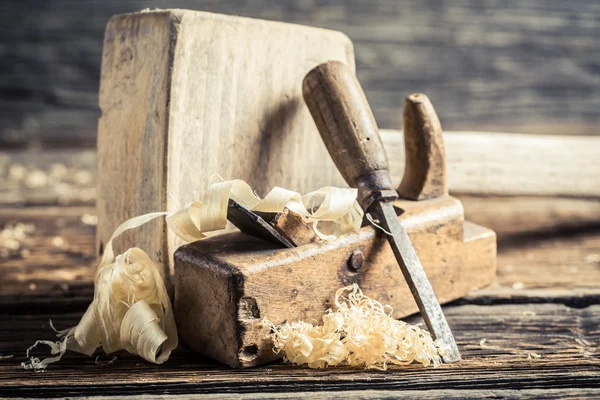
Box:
1;149;599;399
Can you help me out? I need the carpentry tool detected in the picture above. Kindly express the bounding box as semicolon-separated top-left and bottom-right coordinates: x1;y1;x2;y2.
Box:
173;78;496;368
302;60;461;363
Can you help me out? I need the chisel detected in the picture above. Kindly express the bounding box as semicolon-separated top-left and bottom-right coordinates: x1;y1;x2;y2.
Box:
302;60;461;363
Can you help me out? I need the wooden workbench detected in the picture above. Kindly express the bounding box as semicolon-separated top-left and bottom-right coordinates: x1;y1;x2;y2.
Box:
1;148;599;398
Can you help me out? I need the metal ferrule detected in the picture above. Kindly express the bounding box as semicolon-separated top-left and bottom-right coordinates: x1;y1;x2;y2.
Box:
356;170;399;211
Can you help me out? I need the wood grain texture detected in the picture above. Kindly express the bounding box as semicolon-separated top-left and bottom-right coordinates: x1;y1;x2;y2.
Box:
31;388;597;400
1;303;598;397
460;195;600;239
37;389;600;400
96;10;180;284
96;9;354;279
2;1;600;148
381;130;600;198
0;206;96;313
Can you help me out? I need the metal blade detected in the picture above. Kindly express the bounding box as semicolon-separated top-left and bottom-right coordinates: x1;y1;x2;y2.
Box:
227;199;295;248
369;200;461;363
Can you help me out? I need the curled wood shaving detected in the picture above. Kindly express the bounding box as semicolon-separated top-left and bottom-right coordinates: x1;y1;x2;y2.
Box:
167;179;363;242
22;246;176;370
264;284;449;370
24;180;362;370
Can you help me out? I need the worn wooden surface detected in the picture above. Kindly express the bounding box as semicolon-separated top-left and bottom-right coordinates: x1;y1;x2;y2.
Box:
1;149;599;397
2;1;600;148
383;130;600;198
1;305;598;397
96;9;354;280
270;209;319;247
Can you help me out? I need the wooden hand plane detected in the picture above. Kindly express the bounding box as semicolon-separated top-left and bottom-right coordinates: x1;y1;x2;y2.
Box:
173;94;497;368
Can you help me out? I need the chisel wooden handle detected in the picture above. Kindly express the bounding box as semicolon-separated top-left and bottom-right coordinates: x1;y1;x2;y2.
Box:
302;61;396;210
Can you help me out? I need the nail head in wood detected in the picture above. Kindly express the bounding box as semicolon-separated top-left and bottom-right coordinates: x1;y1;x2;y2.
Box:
348;250;365;271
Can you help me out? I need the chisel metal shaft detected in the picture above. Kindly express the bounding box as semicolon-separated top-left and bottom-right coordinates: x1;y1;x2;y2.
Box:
302;60;461;363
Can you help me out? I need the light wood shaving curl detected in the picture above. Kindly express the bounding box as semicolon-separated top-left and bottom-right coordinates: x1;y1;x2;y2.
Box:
22;246;176;370
167;179;363;241
264;284;449;370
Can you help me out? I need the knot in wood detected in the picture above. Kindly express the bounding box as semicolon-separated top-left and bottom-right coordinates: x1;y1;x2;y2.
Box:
348;250;365;271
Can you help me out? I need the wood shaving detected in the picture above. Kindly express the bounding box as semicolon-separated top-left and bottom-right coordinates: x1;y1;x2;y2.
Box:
22;339;68;371
80;214;98;226
585;254;600;263
167;179;363;242
522;311;536;317
8;164;27;180
263;284;448;370
95;355;117;365
24;169;48;188
23;180;362;370
22;247;177;370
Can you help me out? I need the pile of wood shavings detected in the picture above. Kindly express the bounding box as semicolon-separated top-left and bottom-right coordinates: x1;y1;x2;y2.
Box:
264;284;449;369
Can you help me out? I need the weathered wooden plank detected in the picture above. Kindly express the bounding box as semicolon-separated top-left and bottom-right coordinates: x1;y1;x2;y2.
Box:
0;206;96;313
0;304;598;397
381;130;600;198
460;195;600;239
2;1;600;147
496;226;600;291
51;389;600;400
47;389;600;399
465;225;600;306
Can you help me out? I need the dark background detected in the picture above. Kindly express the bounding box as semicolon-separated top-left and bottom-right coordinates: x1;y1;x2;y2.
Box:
2;0;599;148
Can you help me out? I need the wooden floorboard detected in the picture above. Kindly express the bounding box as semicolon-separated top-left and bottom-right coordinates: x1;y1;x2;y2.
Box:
0;303;598;397
28;388;600;399
0;206;95;307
